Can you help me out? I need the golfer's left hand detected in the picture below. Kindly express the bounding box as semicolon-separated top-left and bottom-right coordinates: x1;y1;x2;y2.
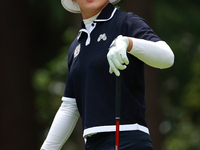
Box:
107;35;129;76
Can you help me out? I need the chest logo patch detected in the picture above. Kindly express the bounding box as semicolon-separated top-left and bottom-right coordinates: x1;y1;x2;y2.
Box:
74;44;81;58
97;33;107;42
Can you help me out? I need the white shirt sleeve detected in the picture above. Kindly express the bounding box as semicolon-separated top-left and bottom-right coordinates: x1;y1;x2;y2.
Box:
129;38;174;69
41;97;79;150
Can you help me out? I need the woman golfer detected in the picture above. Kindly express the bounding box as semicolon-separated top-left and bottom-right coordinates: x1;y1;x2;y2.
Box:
40;0;174;149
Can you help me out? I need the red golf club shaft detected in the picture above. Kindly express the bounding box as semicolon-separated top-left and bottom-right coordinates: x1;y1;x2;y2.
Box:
115;120;120;150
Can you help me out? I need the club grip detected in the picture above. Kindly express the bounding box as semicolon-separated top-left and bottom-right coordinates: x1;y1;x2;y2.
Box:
116;75;121;120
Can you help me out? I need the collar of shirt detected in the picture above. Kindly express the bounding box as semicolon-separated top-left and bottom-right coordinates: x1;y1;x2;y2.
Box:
83;12;100;27
83;12;100;34
77;3;117;45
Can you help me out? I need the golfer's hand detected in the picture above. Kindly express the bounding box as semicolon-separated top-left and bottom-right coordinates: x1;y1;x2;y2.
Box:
107;35;129;76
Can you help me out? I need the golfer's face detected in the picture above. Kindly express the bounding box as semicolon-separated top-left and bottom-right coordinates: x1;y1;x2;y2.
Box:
73;0;109;18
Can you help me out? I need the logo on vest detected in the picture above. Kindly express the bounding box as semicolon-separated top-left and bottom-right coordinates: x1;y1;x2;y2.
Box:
74;44;81;58
97;33;107;42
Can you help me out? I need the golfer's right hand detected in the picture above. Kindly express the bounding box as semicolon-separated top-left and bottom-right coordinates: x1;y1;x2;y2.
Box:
107;35;130;76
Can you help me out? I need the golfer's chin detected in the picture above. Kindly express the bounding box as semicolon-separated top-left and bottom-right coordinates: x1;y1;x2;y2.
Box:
79;0;109;17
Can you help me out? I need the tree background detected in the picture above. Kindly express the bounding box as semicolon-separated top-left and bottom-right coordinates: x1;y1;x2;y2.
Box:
0;0;200;150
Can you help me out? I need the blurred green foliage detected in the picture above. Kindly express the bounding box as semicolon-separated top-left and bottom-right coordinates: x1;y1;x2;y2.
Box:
28;0;82;148
155;0;200;149
31;0;200;149
33;26;78;148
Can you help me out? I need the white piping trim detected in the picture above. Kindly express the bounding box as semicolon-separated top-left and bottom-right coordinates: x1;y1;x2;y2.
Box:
77;23;97;46
94;8;117;22
83;123;149;138
77;7;117;45
78;29;90;46
61;97;76;102
77;29;88;40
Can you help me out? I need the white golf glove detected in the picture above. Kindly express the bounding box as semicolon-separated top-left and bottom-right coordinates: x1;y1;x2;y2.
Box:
107;35;129;76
